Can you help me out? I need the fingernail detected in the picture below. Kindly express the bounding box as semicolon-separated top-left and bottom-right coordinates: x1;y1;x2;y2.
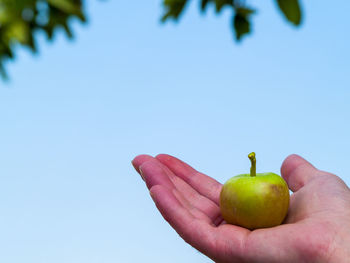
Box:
139;165;145;181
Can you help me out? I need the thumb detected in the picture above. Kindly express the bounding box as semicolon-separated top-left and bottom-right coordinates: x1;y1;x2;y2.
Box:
281;154;320;192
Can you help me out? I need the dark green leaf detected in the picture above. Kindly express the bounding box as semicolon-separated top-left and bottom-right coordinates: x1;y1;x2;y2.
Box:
201;0;212;11
27;34;37;53
162;0;187;22
233;13;251;41
235;7;255;16
63;22;73;38
48;0;81;14
215;0;233;13
199;0;233;13
276;0;302;25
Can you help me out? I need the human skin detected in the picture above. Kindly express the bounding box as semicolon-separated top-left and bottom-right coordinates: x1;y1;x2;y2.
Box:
132;154;350;263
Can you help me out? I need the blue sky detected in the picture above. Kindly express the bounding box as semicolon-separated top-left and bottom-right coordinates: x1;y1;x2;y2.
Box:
0;1;349;262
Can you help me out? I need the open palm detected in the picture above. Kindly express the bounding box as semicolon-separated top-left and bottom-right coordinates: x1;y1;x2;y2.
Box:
132;154;350;263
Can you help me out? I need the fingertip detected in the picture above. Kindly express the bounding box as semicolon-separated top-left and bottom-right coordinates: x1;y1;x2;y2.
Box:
281;154;313;178
132;154;154;173
138;160;175;190
281;154;301;175
281;154;317;191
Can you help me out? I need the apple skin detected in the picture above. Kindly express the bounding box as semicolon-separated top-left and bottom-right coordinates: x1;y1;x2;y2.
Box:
220;172;290;230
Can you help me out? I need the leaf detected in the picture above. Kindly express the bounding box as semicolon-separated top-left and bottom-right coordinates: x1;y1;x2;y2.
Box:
5;21;30;45
232;6;255;41
0;0;87;80
276;0;302;25
201;0;212;11
215;0;233;13
47;0;81;14
62;21;73;38
233;13;251;41
199;0;233;13
162;0;188;22
235;7;255;16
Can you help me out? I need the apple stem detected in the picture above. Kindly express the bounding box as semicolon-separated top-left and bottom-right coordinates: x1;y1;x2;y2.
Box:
248;152;256;177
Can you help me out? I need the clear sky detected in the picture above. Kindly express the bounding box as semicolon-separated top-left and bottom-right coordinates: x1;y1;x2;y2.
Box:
0;1;349;262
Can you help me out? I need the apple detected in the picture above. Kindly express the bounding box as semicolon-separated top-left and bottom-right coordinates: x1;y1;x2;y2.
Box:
219;152;290;230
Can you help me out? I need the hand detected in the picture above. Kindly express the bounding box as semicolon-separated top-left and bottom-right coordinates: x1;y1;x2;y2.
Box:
132;154;350;263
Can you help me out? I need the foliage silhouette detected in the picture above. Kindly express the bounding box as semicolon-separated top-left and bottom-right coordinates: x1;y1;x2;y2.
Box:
0;0;302;79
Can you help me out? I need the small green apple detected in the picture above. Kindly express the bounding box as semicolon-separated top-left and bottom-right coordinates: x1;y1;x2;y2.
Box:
220;152;290;230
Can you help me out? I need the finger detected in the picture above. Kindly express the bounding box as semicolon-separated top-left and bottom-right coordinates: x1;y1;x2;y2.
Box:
132;154;154;175
156;154;222;205
139;160;175;190
151;184;249;263
139;160;221;223
169;174;222;225
149;184;221;261
172;187;218;224
281;154;320;192
156;159;221;223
